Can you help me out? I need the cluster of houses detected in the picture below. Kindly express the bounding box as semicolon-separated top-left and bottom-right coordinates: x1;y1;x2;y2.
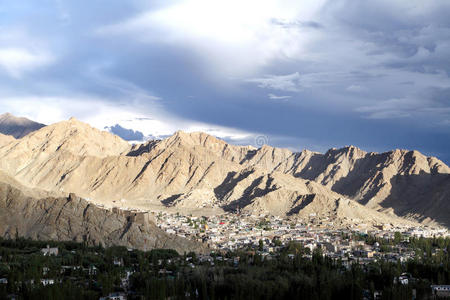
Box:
156;212;448;255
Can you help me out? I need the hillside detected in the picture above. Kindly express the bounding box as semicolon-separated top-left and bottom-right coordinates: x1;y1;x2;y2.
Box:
0;174;205;253
0;133;15;147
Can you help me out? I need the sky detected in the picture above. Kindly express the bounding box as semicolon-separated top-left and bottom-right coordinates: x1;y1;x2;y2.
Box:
1;1;450;163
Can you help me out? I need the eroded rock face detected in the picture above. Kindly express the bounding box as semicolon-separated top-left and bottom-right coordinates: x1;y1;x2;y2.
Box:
0;115;448;228
0;182;206;253
272;147;450;226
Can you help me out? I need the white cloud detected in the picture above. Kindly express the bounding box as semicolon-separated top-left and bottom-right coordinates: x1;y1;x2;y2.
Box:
247;72;301;92
0;96;127;126
361;110;411;119
0;95;266;146
0;95;182;137
97;0;326;76
268;93;291;100
248;71;376;93
346;85;365;92
0;28;54;79
95;0;450;129
0;47;53;78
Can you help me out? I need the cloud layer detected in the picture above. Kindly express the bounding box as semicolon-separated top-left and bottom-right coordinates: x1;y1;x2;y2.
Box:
0;0;449;162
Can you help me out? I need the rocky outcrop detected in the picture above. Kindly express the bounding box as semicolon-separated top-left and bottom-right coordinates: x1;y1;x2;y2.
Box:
0;180;205;253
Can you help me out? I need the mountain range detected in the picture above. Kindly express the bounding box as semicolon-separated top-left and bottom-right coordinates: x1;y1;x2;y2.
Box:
0;113;448;248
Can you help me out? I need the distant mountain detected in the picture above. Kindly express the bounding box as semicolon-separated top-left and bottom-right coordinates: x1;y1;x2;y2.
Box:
0;118;447;228
0;112;45;138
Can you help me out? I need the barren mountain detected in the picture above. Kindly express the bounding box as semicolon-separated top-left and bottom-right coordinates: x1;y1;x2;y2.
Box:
206;167;415;227
0;115;448;228
0;112;45;138
0;117;133;193
269;146;450;226
0;172;205;253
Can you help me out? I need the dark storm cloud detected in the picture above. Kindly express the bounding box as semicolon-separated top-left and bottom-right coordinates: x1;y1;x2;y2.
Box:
428;87;450;107
323;1;450;75
105;124;144;141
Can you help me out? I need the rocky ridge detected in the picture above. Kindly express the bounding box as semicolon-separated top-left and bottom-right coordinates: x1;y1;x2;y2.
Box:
0;115;448;228
0;172;205;253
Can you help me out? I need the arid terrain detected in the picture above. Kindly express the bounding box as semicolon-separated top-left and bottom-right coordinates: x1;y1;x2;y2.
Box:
0;114;448;232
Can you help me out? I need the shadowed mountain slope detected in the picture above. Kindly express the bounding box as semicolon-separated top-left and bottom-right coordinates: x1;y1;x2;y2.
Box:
0;174;205;253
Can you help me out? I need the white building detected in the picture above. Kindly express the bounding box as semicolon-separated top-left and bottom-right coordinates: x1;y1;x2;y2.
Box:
40;279;55;286
41;245;58;256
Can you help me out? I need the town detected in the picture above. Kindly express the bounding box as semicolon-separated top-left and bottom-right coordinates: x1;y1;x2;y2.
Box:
0;211;449;299
156;211;449;261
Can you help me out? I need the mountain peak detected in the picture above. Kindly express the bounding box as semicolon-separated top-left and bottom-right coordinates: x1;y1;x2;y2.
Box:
342;145;366;157
323;145;367;160
0;112;28;122
7;117;132;158
169;130;226;147
0;112;45;138
343;145;360;150
0;112;13;118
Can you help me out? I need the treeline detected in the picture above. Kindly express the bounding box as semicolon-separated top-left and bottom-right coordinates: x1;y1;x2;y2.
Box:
130;245;449;300
0;237;182;299
0;237;448;299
